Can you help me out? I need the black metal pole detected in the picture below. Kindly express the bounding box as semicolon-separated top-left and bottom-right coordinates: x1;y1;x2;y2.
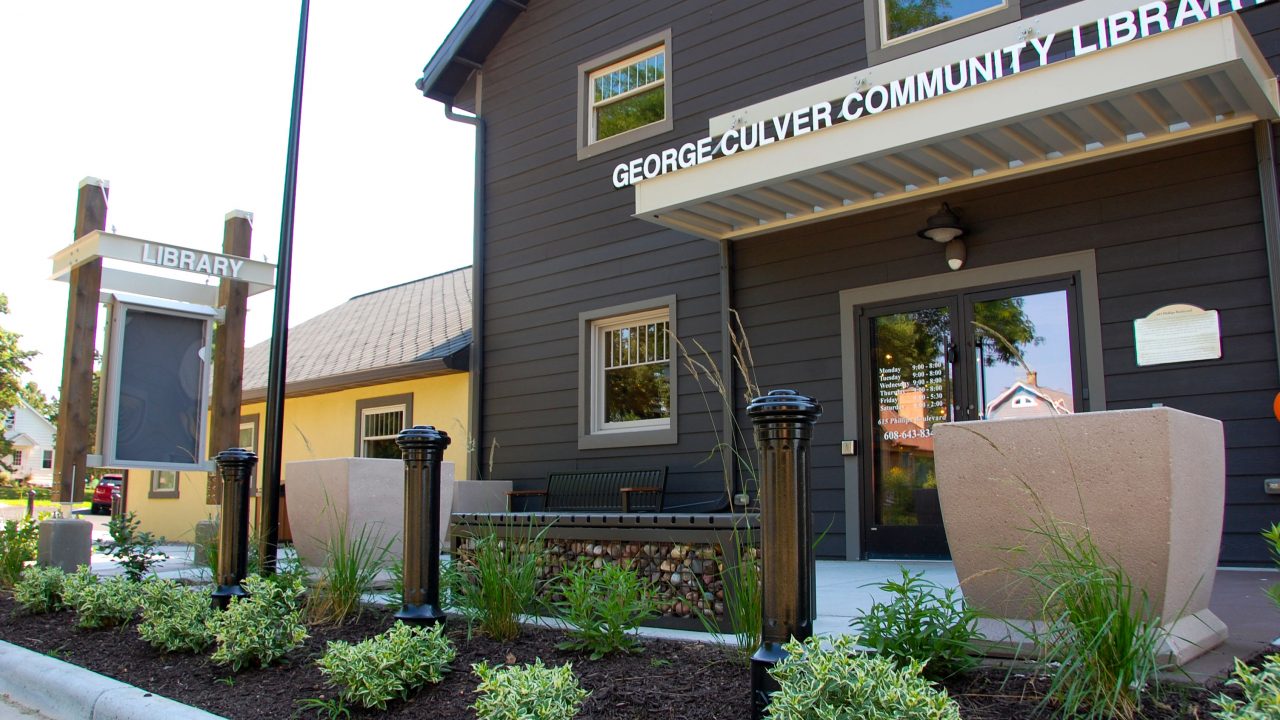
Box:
746;389;822;720
260;0;310;575
395;425;451;626
212;448;257;609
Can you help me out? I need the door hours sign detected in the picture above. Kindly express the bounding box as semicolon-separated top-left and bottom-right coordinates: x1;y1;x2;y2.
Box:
1134;304;1222;366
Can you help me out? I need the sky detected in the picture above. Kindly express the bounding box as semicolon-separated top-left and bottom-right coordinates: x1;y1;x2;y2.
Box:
1;0;476;397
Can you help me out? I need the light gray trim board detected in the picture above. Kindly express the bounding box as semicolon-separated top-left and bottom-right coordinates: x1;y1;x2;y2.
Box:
578;294;679;450
838;250;1105;560
576;29;674;161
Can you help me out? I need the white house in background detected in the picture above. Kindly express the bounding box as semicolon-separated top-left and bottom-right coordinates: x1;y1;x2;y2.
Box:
984;373;1074;420
3;399;55;486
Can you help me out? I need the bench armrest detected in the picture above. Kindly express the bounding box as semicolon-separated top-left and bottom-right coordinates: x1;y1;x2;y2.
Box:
506;489;547;512
620;486;662;513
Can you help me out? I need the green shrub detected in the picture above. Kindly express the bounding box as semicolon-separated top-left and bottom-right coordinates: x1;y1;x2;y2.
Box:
0;516;40;588
472;659;589;720
765;635;960;720
136;579;216;653
95;512;167;582
1018;519;1164;720
554;559;657;659
306;513;393;625
13;565;67;614
317;622;455;709
1262;523;1280;610
209;574;308;671
849;567;981;680
1212;653;1280;720
453;524;544;641
61;566;139;629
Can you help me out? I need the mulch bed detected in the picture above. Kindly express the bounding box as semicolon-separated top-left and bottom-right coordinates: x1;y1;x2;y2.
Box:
0;594;1254;719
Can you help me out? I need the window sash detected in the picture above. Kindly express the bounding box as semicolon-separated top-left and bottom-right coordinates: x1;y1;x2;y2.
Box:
588;46;666;143
879;0;1008;45
592;310;671;432
360;405;406;458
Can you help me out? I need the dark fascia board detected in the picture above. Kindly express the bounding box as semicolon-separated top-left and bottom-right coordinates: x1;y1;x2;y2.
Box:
240;354;467;404
416;0;526;104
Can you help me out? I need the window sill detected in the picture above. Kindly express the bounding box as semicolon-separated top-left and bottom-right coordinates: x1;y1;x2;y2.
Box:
578;425;677;450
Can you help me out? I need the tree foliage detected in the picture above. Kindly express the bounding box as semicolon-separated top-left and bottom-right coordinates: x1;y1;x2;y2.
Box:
886;0;950;39
0;294;38;471
874;298;1038;377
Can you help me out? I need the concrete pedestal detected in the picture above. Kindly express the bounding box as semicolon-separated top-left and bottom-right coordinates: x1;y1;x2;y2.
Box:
934;407;1228;666
37;519;92;573
284;457;456;568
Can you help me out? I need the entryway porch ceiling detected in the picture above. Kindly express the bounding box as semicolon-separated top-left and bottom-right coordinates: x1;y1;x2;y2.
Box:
633;14;1280;242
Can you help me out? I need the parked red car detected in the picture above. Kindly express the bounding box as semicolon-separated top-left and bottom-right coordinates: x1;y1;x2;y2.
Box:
91;474;123;515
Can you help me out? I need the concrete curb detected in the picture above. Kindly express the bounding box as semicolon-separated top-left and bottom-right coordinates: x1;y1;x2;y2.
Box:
0;640;225;720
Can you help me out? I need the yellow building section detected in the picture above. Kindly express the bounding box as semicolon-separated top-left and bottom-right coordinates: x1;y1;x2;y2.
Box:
127;372;469;543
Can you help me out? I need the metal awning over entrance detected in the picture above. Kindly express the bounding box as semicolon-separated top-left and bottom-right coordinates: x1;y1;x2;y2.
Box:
634;14;1280;241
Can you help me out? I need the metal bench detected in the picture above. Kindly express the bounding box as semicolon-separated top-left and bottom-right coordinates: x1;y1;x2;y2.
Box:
505;467;666;513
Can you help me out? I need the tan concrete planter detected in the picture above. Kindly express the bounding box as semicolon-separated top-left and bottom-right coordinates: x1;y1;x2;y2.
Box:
934;407;1228;665
284;457;455;568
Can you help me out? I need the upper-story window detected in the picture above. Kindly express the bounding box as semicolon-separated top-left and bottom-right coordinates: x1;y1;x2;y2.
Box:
577;30;674;160
354;393;413;459
867;0;1019;64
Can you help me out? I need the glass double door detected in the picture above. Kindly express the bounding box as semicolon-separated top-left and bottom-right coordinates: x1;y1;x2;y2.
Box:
859;278;1082;558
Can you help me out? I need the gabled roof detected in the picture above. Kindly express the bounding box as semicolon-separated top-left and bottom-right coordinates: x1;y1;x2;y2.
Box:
241;266;472;401
984;381;1072;417
415;0;526;104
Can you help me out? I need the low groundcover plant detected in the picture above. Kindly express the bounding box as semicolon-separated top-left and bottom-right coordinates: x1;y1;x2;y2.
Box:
13;565;67;614
209;573;308;671
316;621;455;710
765;634;961;720
472;659;589;720
61;565;139;629
1212;653;1280;720
137;579;216;653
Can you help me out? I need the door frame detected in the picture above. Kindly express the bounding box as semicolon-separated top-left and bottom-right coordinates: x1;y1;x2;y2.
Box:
838;250;1107;561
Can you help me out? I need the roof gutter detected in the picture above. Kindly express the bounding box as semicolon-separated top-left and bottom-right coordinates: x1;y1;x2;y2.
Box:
443;77;485;480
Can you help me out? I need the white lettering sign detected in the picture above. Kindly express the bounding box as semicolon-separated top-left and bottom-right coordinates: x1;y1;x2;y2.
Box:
140;242;245;279
610;0;1269;189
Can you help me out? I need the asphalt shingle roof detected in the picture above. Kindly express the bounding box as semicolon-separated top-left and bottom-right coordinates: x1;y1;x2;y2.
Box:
241;266;471;392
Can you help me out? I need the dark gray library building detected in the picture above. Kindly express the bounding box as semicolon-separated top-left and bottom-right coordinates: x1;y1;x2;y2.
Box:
419;0;1280;565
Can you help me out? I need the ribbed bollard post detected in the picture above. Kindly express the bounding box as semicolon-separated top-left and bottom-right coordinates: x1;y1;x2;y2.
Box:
211;448;256;609
747;389;822;720
395;425;451;626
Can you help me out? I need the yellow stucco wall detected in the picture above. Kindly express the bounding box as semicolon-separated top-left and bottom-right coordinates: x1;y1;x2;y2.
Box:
127;372;469;542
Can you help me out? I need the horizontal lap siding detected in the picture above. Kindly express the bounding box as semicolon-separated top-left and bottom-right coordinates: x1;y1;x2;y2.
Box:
478;0;867;515
734;131;1280;564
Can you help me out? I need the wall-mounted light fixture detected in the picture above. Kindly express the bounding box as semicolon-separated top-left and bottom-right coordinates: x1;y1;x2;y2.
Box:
917;202;967;271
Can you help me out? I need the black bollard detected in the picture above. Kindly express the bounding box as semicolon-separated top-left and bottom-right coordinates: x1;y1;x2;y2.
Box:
746;389;822;720
211;448;257;609
395;425;451;626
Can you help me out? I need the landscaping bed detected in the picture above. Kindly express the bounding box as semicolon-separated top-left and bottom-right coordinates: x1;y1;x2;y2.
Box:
0;593;1252;720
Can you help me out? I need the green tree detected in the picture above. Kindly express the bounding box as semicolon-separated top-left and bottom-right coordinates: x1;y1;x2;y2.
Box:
886;0;950;39
19;382;57;425
0;294;38;472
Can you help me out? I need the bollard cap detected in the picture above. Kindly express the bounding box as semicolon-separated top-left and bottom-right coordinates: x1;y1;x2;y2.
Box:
746;389;822;424
214;447;258;468
396;425;451;451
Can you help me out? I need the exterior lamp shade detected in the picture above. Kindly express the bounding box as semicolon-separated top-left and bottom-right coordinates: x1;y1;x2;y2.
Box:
945;238;966;270
917;202;965;243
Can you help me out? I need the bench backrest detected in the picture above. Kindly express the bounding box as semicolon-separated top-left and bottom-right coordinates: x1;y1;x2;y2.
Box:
544;468;666;512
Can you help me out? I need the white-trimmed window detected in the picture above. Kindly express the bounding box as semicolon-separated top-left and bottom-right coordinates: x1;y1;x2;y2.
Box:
11;451;21;467
238;414;259;494
355;394;413;459
579;296;678;449
149;470;178;499
867;0;1019;64
577;30;673;160
41;450;52;469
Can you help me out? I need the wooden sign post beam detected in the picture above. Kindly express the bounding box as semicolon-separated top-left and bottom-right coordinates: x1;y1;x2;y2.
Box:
52;178;108;503
207;211;253;505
